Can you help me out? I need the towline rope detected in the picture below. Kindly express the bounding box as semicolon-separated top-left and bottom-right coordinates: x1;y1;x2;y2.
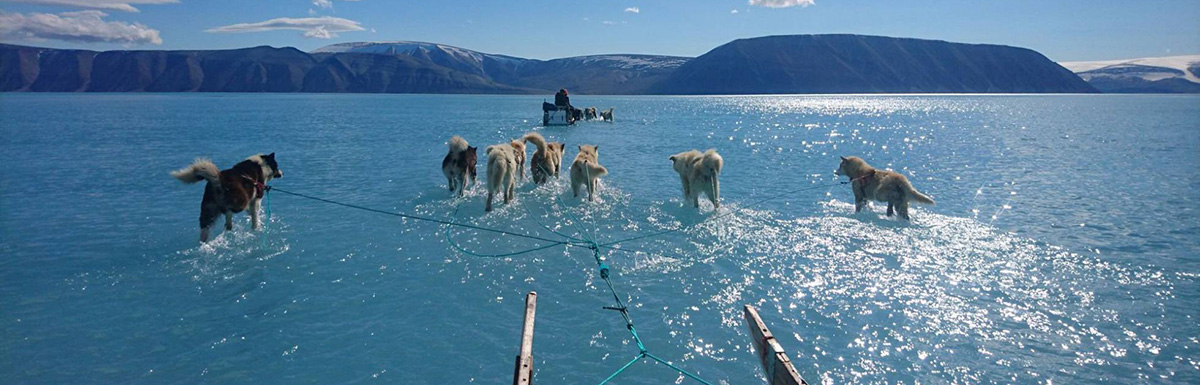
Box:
269;187;571;245
266;176;846;385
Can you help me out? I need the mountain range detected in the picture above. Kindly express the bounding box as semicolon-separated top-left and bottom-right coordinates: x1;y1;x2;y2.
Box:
1059;55;1200;93
1;35;1099;94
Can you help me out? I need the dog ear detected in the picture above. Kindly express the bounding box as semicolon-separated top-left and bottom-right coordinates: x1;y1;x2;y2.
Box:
669;155;676;161
267;152;276;159
840;156;847;161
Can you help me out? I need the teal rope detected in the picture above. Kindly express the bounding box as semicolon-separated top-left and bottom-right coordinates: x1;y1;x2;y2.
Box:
443;201;571;259
597;353;645;385
520;198;585;243
267;177;840;385
270;187;568;245
645;352;716;385
260;189;272;248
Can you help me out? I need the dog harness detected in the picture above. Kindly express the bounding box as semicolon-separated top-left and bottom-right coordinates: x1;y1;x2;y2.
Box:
850;170;876;195
241;175;269;198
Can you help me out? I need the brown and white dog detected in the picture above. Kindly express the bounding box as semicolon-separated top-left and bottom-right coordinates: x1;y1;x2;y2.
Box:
442;136;478;197
523;132;566;184
569;144;608;201
485;144;518;211
584;107;598;121
509;139;527;181
669;149;723;209
172;153;283;242
834;156;934;220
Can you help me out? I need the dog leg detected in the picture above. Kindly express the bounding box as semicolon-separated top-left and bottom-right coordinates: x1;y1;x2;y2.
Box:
587;178;596;202
251;198;262;230
887;202;895;217
200;227;211;243
572;180;580;198
712;177;720;209
505;177;514;204
224;212;234;231
680;175;690;199
448;174;456;192
898;201;910;221
486;190;494;212
853;185;866;213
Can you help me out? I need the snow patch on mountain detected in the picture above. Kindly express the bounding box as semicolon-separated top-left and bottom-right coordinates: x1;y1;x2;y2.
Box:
1060;55;1200;84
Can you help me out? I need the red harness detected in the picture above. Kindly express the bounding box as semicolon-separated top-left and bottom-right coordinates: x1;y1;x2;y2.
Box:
850;170;876;195
850;170;876;184
242;175;269;198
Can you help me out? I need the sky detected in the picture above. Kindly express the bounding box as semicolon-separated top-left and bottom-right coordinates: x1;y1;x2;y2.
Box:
1;0;1198;62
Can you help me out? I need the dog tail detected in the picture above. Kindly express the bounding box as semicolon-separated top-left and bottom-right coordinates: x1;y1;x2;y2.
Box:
522;132;547;152
904;180;935;205
700;149;723;175
448;136;469;153
584;160;608;177
171;158;220;185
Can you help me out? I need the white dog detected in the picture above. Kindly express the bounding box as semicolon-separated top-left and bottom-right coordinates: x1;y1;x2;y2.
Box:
509;139;527;181
569;144;608;201
669;149;723;209
485;144;517;211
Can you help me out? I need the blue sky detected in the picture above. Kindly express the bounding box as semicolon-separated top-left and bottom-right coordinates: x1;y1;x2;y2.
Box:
1;0;1197;61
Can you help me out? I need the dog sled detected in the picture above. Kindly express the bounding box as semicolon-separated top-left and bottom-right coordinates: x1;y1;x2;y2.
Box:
542;102;575;126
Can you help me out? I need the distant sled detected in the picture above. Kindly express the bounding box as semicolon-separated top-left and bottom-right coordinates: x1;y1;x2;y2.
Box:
542;102;574;126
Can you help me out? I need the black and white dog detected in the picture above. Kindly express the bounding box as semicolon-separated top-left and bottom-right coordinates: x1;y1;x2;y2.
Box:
172;153;282;242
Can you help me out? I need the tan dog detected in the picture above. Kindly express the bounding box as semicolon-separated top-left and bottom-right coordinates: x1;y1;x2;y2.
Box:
569;144;608;201
835;156;934;220
669;149;723;209
509;139;527;181
485;144;518;212
523;132;566;184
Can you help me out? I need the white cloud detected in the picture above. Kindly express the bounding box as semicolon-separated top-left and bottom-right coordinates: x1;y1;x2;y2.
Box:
307;8;316;16
730;9;739;14
312;0;332;9
624;7;639;13
206;16;365;39
1;0;178;13
748;0;814;8
303;25;331;39
0;9;162;44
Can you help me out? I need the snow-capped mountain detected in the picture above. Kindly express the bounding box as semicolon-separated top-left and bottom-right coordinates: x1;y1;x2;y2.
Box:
311;41;691;94
1059;55;1200;93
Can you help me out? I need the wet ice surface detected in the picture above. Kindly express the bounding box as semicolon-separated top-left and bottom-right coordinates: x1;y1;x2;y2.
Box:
1;94;1197;384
